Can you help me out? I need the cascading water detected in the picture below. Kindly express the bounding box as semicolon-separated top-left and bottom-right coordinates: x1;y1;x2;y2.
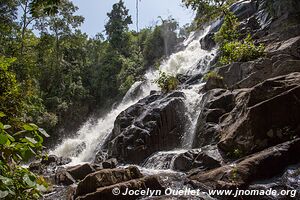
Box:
52;24;217;167
51;76;158;164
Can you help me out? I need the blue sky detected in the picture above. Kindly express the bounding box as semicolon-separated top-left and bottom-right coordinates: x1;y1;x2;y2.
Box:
71;0;195;37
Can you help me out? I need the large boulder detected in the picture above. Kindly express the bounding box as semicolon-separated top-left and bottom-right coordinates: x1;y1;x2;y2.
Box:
218;73;300;155
193;89;235;148
189;139;300;190
67;163;95;181
172;146;223;172
105;91;187;164
193;72;300;155
76;175;164;200
75;166;143;198
216;52;300;89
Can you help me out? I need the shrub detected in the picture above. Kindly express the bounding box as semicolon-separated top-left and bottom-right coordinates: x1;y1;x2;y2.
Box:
0;113;49;199
154;71;179;93
219;34;265;65
214;11;240;45
203;71;223;81
215;12;265;65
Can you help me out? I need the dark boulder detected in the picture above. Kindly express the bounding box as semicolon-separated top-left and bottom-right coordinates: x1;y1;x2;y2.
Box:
200;33;216;51
55;168;76;186
194;72;300;155
105;91;187;164
218;73;300;155
102;158;118;169
75;166;143;198
173;146;222;172
204;76;226;91
193;89;235;148
76;175;164;200
67;163;95;181
189;139;300;190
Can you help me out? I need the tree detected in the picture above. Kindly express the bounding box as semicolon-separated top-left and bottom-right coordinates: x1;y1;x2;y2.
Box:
0;0;18;55
105;0;132;55
182;0;236;27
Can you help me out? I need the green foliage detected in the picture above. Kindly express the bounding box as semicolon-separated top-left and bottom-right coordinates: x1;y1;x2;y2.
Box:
219;34;265;65
215;12;265;65
105;0;132;55
0;56;23;125
214;11;240;45
0;0;180;140
30;0;61;17
0;115;49;199
182;0;237;27
203;71;223;80
155;71;179;93
230;165;239;182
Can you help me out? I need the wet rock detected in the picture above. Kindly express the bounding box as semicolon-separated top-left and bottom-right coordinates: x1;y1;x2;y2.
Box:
93;150;108;164
173;147;222;172
189;139;300;190
75;166;143;198
246;164;300;200
29;155;71;175
193;89;235;148
230;0;257;20
67;163;95;181
200;33;216;51
44;185;76;200
204;76;226;91
76;175;164;200
105;91;187;164
41;155;59;165
102;158;118;169
55;168;76;185
218;73;300;155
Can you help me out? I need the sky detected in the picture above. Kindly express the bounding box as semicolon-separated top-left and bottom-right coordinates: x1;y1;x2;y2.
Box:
71;0;195;37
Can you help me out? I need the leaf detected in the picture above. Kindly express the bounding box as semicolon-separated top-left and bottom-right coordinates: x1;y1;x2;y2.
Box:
3;125;11;130
23;124;34;131
0;134;8;145
37;184;47;192
29;123;38;130
38;128;50;138
23;174;36;187
0;112;5;118
0;176;13;185
6;134;15;142
25;137;37;144
14;130;27;136
0;190;9;198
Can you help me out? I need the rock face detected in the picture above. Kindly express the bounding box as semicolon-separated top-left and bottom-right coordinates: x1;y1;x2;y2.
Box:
218;73;300;155
194;73;300;157
105;91;187;164
193;89;235;148
189;139;300;190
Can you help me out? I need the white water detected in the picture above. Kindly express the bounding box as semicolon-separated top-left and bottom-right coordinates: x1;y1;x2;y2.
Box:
51;77;157;164
52;25;217;165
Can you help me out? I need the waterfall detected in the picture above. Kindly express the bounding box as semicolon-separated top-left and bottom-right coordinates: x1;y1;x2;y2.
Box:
51;25;217;165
